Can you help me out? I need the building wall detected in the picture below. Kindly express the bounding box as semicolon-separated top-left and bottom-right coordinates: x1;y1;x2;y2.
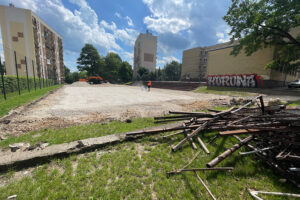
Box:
133;31;157;78
207;46;274;77
181;47;207;81
0;5;64;83
207;43;299;87
0;5;36;77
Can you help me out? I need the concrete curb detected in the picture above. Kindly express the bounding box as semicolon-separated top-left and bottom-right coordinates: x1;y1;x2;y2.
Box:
0;121;181;171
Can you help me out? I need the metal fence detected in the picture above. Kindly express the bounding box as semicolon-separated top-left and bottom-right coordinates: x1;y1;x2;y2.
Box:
0;50;57;101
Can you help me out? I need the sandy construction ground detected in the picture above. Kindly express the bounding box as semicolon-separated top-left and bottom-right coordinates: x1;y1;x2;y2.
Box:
0;82;229;136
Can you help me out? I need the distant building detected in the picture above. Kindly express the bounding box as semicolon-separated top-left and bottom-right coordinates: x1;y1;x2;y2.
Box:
0;4;64;83
181;27;300;87
181;47;208;81
133;30;157;78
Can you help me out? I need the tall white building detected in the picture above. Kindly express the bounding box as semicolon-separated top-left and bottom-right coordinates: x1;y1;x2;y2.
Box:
133;30;157;78
0;4;64;83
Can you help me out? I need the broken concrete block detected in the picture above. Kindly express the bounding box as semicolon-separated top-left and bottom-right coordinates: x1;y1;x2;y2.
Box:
0;135;7;141
40;143;49;149
268;98;282;106
7;195;17;199
9;143;30;152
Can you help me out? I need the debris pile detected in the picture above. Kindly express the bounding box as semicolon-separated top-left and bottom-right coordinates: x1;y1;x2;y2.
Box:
125;96;300;198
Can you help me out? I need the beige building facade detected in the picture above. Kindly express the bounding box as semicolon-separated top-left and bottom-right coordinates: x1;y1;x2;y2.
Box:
0;4;64;83
133;30;157;78
181;28;300;87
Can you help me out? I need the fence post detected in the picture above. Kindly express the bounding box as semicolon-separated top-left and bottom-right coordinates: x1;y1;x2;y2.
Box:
0;56;7;100
32;60;36;91
14;51;21;95
25;56;30;93
38;63;41;89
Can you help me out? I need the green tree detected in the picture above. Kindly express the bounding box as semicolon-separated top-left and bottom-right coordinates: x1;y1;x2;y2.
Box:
77;44;102;76
149;71;157;81
223;0;300;73
104;52;122;82
164;61;182;81
137;67;150;81
64;65;73;84
71;72;80;82
118;61;133;83
157;67;162;80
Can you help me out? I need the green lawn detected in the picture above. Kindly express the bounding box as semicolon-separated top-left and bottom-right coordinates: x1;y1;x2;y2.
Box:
0;85;61;117
0;118;155;148
0;130;298;199
194;86;259;96
288;100;300;106
0;116;298;199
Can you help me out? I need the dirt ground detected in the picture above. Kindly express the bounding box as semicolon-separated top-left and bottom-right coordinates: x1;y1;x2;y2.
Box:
1;82;299;136
0;82;229;136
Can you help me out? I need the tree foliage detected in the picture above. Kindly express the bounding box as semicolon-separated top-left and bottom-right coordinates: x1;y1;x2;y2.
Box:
223;0;300;72
65;65;88;84
76;43;133;83
104;52;122;82
163;61;182;81
118;61;133;83
136;67;150;81
77;44;102;76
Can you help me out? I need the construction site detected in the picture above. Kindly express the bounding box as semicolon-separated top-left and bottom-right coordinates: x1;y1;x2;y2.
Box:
0;82;299;199
0;0;300;200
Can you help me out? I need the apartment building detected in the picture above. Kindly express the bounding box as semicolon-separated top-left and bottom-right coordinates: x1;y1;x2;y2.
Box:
181;27;300;87
0;4;64;83
133;30;157;78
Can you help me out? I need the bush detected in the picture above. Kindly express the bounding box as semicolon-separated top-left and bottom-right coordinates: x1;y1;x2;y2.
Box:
0;75;54;93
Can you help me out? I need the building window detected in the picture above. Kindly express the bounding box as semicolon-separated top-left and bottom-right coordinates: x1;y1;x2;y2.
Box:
12;36;18;42
17;32;24;38
144;53;154;62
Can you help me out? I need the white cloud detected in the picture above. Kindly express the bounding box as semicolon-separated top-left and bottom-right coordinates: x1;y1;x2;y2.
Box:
125;16;134;27
157;56;179;66
0;0;140;69
144;17;190;34
120;51;133;66
100;20;117;31
114;12;134;27
114;28;138;46
216;28;231;43
115;12;121;18
142;0;193;34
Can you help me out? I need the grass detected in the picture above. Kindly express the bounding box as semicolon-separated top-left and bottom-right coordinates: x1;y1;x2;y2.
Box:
288;100;300;106
0;85;61;117
194;86;259;96
0;103;298;199
0;131;298;199
0;118;156;148
123;81;132;85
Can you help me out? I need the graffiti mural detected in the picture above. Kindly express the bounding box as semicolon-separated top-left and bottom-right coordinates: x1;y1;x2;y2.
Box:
207;74;263;88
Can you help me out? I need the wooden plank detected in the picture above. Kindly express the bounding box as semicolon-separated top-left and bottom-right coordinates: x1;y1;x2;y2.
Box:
172;121;209;152
197;136;210;154
220;129;268;136
206;136;254;168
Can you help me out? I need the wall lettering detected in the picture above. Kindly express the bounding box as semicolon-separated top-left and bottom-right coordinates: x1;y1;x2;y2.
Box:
207;74;263;88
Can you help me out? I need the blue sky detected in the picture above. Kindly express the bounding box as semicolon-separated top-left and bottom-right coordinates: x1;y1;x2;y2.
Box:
0;0;232;71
